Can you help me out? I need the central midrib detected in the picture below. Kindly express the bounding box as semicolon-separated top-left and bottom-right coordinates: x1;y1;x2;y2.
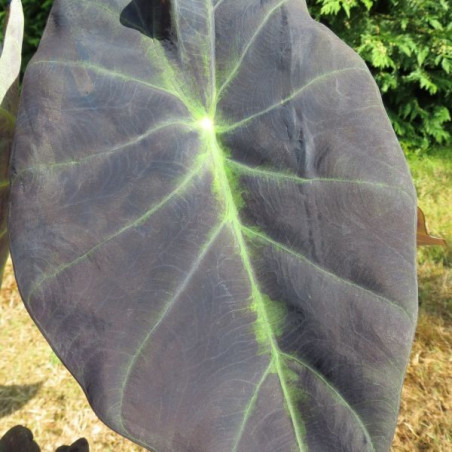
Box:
203;126;306;451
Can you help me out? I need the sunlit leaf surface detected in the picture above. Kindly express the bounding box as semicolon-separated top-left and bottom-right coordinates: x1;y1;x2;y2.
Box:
9;1;418;451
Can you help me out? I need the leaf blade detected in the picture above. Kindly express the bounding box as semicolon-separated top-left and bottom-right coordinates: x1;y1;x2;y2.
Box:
9;1;418;451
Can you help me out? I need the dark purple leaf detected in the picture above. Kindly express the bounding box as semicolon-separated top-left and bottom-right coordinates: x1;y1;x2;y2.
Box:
9;1;418;451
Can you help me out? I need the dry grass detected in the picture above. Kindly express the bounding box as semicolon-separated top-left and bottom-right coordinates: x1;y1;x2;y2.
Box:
392;148;452;452
392;259;451;451
0;149;450;451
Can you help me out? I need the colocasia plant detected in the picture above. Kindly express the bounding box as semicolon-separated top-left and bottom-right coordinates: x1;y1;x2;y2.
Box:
2;1;418;451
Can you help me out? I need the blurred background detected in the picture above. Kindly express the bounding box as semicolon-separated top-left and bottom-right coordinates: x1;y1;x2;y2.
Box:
0;0;450;450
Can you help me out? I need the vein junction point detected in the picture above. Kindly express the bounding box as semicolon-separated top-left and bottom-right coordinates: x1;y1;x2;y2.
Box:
199;116;214;131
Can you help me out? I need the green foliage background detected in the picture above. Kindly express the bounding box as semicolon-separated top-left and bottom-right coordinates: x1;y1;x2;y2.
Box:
1;0;451;152
308;0;452;152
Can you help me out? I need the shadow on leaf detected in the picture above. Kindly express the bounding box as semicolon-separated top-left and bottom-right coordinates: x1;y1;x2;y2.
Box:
120;0;173;41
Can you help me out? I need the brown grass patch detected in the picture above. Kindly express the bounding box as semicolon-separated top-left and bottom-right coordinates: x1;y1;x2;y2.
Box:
392;261;451;452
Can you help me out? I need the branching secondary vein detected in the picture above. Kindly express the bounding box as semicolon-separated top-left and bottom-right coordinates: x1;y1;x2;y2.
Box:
12;121;194;179
218;67;367;133
231;361;273;452
213;0;226;11
26;157;208;302
217;0;290;99
241;226;412;322
226;158;413;199
118;219;226;433
281;352;376;452
31;60;185;105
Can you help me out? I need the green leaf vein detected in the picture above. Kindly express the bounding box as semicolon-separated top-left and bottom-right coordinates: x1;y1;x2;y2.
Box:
12;121;194;180
218;67;368;133
281;352;376;452
206;128;307;450
26;156;207;302
231;361;273;452
241;225;412;322
217;0;290;99
226;158;414;200
31;60;185;105
118;218;227;433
